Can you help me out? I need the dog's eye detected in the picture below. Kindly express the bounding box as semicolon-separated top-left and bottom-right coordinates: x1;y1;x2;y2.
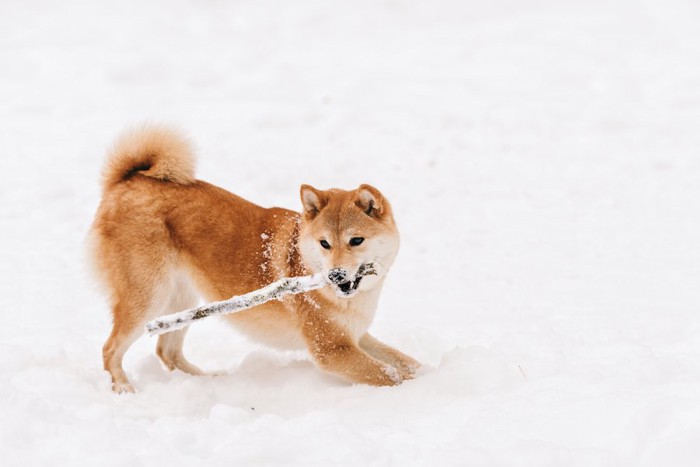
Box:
320;239;331;250
349;237;364;247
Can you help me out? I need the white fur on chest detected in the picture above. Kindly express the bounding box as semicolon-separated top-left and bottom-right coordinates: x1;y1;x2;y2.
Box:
328;288;381;342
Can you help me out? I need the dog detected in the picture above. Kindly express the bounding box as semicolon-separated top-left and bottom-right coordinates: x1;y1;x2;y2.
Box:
89;125;420;393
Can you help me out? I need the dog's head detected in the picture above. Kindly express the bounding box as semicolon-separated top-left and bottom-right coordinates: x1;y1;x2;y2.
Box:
298;184;399;298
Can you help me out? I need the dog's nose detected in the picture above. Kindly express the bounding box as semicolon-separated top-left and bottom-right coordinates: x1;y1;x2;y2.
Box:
327;268;349;284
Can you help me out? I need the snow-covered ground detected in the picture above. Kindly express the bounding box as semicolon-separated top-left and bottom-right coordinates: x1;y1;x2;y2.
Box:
2;0;700;465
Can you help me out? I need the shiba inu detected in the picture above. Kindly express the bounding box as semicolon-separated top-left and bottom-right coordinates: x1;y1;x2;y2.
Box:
89;125;420;393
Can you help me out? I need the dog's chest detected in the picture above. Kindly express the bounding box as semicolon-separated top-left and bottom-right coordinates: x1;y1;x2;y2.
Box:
330;292;379;341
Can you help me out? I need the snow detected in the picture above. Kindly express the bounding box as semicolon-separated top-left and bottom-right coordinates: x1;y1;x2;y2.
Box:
2;0;700;465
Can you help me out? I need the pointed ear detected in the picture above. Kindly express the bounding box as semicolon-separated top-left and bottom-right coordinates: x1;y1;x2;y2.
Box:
355;184;386;218
300;184;327;218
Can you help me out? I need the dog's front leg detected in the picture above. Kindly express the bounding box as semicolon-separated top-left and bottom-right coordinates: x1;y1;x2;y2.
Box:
302;323;404;386
359;333;421;379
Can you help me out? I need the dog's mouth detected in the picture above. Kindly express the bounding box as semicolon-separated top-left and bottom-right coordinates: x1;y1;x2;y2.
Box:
332;263;378;298
336;276;363;297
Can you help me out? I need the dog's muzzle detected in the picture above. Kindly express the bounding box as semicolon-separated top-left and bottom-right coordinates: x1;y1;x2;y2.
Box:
327;265;376;297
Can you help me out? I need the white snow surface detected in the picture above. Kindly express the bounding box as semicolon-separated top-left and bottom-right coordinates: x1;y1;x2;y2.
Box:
2;0;700;465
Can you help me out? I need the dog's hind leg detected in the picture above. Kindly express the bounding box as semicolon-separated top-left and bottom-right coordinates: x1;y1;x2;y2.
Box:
156;328;205;375
102;264;180;393
155;271;206;376
103;301;148;394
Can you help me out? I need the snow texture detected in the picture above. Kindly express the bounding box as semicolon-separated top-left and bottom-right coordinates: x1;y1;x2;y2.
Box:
2;0;700;466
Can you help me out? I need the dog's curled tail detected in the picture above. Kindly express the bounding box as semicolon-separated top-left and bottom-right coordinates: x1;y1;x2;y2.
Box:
102;125;196;191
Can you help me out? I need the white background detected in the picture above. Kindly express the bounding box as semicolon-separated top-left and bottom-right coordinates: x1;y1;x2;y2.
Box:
1;0;700;465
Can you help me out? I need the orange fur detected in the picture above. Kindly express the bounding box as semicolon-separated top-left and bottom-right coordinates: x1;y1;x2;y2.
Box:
90;126;419;393
101;125;196;190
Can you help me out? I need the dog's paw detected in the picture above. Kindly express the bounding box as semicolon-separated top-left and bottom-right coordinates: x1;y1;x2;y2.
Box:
395;359;421;378
381;364;404;385
112;382;136;394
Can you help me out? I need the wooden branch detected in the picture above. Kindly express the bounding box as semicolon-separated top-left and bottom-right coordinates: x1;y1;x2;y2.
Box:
145;263;377;336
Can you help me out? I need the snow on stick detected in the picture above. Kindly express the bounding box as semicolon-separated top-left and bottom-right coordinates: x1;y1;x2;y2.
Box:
145;263;377;336
145;273;325;336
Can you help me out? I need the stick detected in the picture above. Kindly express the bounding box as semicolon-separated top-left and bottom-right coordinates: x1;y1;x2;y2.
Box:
145;273;326;336
145;263;377;336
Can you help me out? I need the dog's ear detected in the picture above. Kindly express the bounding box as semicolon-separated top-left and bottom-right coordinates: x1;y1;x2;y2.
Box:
355;184;386;219
300;184;327;219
